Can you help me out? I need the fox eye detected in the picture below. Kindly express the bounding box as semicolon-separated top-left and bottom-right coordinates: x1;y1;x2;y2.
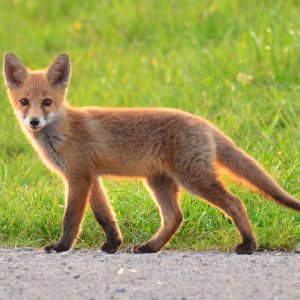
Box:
43;99;52;107
20;98;29;106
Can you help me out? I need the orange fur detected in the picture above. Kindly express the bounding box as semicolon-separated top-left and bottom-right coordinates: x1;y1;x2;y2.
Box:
3;53;300;254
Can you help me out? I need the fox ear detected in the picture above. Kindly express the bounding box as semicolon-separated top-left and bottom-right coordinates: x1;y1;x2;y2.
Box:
46;53;71;88
3;53;28;89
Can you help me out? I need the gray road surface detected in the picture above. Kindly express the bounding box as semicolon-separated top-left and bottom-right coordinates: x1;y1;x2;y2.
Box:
0;248;299;300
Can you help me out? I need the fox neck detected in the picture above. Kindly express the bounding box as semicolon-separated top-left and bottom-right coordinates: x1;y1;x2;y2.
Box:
29;105;69;174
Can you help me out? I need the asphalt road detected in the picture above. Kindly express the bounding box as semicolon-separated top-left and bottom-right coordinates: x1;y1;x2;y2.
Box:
0;248;299;300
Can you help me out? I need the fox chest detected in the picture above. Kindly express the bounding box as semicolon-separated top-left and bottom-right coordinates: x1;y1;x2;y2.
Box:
35;132;67;174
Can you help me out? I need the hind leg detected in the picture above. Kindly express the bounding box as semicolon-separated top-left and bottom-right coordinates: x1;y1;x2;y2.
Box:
166;125;257;253
127;174;183;253
183;174;257;254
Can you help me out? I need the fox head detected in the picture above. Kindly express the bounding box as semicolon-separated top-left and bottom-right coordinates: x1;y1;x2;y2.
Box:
3;53;71;132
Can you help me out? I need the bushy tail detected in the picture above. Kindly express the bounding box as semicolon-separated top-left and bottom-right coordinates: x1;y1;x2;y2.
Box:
213;129;300;211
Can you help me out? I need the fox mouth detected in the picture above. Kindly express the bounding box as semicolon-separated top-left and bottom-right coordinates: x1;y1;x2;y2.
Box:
27;125;43;132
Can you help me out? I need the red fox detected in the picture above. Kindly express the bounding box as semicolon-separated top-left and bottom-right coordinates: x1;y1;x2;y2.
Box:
3;53;300;254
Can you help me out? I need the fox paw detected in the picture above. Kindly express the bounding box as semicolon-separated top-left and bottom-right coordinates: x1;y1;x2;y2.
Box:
101;238;122;254
235;240;257;255
43;243;70;253
125;243;157;254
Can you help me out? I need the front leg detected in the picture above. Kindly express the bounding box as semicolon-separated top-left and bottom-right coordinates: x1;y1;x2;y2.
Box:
44;175;92;253
89;178;122;253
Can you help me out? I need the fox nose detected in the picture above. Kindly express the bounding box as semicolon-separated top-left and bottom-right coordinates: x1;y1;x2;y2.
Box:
29;117;40;127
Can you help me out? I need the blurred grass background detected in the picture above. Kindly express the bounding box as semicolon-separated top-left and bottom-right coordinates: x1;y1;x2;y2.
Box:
0;0;299;251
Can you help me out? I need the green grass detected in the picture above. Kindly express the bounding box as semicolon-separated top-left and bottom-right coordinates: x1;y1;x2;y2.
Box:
0;0;299;251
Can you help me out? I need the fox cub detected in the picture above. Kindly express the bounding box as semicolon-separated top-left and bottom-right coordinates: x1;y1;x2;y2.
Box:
3;53;300;254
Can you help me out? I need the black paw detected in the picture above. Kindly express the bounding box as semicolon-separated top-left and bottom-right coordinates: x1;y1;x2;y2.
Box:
43;243;70;253
235;240;257;255
125;243;157;254
101;238;122;254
